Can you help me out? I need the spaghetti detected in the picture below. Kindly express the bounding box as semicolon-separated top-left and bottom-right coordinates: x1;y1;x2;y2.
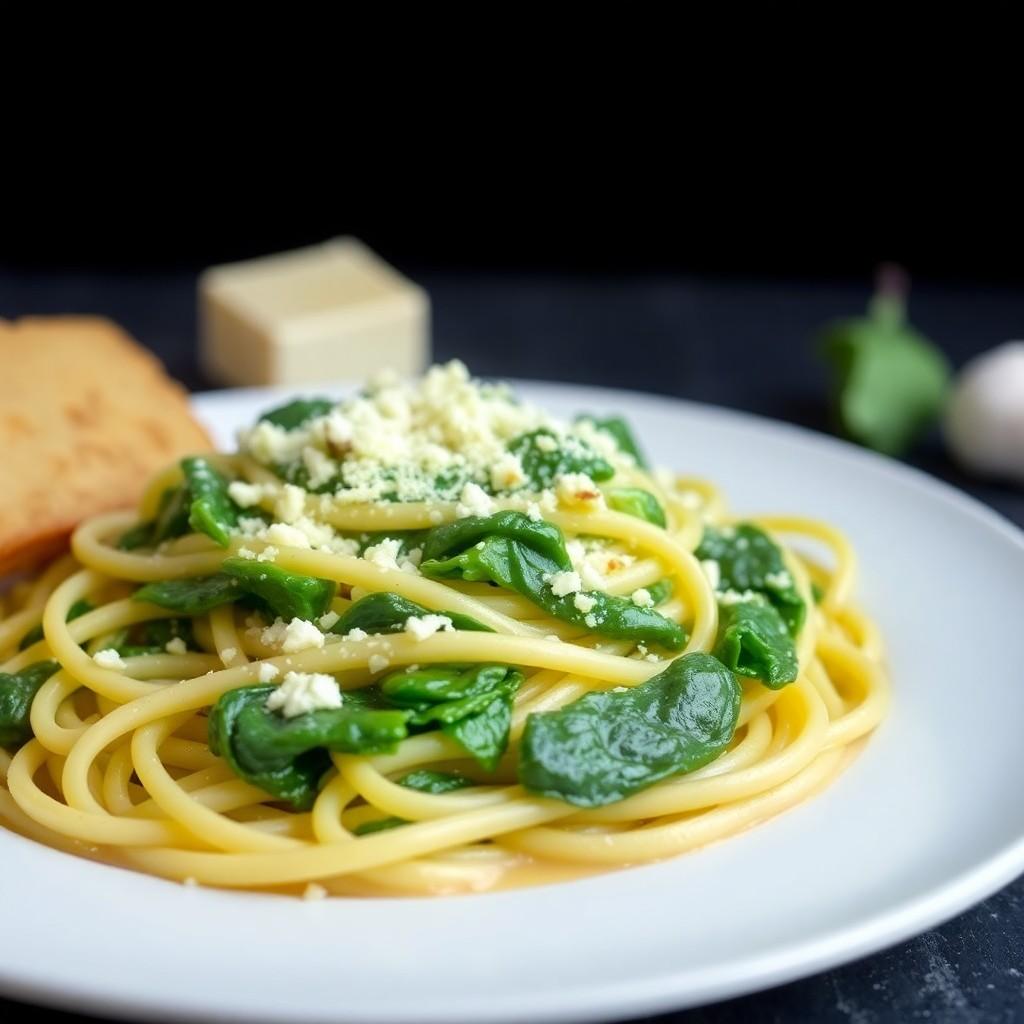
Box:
0;363;888;897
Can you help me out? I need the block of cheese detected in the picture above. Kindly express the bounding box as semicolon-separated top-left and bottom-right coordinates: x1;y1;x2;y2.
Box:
199;237;430;387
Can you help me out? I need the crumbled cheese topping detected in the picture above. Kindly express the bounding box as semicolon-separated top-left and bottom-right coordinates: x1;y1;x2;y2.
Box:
257;662;280;682
344;627;369;642
236;361;634;516
718;588;760;606
490;452;526;491
165;637;187;655
220;646;238;664
573;592;597;614
275;484;307;524
318;610;340;631
264;522;311;549
368;653;391;674
631;588;654;608
764;570;792;589
556;472;604;507
235;508;359;558
93;648;126;670
548;570;582;597
525;501;543;522
364;537;420;574
404;614;454;640
572;418;629;464
566;538;635;591
228;480;270;509
302;447;337;490
266;671;342;718
456;482;495;518
261;617;325;653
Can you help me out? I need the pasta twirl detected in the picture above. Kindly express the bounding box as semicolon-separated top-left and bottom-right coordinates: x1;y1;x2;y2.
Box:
0;363;888;897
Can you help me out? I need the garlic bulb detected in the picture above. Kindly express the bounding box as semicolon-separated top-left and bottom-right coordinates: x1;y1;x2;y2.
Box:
946;342;1024;484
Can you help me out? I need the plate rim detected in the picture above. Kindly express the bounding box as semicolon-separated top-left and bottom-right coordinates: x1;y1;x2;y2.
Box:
2;380;1023;1024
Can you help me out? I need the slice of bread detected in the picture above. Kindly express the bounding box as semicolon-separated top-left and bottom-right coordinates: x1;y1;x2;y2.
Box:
0;317;212;575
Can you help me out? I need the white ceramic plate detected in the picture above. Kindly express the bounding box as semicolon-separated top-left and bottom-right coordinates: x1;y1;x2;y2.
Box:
3;381;1024;1024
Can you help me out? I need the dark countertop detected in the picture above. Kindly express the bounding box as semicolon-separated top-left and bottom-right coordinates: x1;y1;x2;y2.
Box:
2;269;1023;1024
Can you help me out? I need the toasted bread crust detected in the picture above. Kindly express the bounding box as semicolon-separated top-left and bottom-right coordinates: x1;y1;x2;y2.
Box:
0;317;211;575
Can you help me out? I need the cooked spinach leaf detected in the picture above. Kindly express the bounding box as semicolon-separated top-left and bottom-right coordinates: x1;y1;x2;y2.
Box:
696;524;805;635
714;599;798;688
208;685;409;810
508;429;614;490
134;575;243;615
134;561;335;621
421;512;686;650
519;653;741;807
381;664;522;770
221;558;336;621
0;661;60;748
353;816;406;835
396;769;474;794
118;485;192;550
182;457;239;548
606;487;667;527
330;593;492;637
576;414;648;467
259;398;335;431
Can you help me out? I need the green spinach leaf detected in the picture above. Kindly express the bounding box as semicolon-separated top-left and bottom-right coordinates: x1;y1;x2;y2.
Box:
118;485;192;550
330;593;492;637
576;414;648;467
696;524;805;635
820;274;951;456
135;562;336;622
606;487;667;527
208;685;410;810
396;769;474;793
381;664;522;771
134;575;243;615
421;513;686;650
421;511;572;569
221;558;336;621
259;398;335;431
508;429;614;490
519;652;741;807
353;816;406;835
0;661;60;748
182;457;239;548
714;599;798;688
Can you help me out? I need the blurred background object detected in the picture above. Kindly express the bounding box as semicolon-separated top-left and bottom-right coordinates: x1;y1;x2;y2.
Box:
946;341;1024;485
200;238;429;387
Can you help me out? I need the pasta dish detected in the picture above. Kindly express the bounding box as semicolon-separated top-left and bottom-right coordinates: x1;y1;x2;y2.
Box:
0;362;889;897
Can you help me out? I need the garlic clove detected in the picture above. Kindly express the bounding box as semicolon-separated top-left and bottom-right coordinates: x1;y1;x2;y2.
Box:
946;341;1024;485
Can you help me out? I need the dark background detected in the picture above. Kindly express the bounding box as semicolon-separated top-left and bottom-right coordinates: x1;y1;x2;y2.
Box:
2;209;1023;1023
